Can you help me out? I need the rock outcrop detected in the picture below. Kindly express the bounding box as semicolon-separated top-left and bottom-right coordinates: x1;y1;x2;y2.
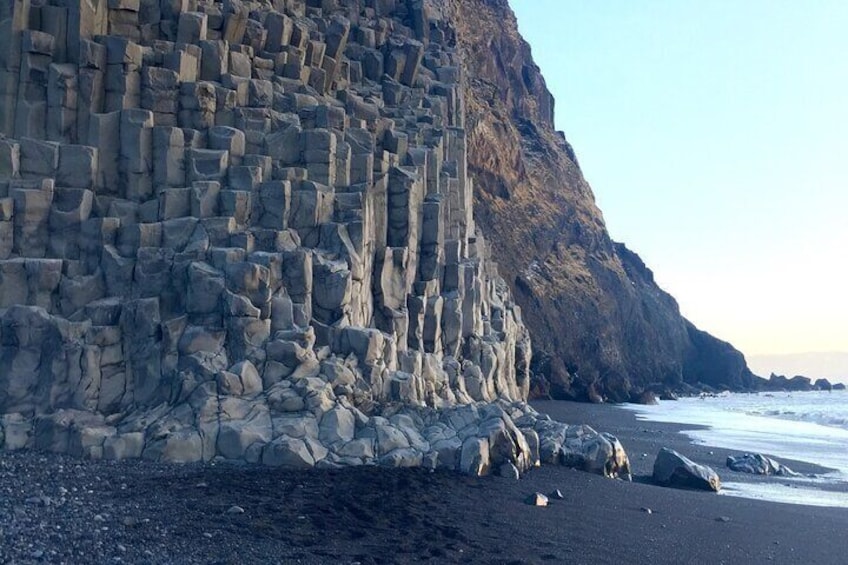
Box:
439;0;759;401
0;0;633;477
761;373;838;392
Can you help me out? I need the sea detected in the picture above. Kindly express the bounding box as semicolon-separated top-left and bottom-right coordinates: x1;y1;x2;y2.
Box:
621;390;848;508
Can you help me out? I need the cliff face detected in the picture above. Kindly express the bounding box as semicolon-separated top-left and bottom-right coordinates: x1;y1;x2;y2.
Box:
0;0;639;479
0;0;538;465
438;0;757;401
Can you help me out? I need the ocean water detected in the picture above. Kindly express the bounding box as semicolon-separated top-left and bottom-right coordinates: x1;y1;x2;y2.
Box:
621;391;848;508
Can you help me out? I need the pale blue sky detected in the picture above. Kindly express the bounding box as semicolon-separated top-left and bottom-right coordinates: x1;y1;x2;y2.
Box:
511;1;848;361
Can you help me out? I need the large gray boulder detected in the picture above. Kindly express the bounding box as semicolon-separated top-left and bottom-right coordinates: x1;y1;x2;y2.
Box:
652;448;721;492
532;419;632;480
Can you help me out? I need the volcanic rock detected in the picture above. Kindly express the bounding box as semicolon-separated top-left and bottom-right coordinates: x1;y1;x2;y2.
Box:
652;448;721;492
726;453;799;477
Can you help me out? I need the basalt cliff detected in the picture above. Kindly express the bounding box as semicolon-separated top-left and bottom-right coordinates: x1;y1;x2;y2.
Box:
447;0;758;402
0;0;640;477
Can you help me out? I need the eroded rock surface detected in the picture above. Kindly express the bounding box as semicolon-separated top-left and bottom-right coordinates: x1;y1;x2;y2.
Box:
0;0;628;477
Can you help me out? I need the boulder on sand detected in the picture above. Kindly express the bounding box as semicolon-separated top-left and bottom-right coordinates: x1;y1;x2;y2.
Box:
726;453;799;477
652;447;721;492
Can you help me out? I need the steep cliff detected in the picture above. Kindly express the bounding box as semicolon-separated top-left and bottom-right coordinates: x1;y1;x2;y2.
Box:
437;0;757;401
0;0;635;478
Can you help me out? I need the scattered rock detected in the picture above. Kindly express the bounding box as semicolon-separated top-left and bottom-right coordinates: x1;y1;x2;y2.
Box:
549;489;564;500
526;493;549;507
226;505;245;515
641;507;653;515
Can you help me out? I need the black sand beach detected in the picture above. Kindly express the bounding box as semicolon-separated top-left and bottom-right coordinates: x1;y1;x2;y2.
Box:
2;401;846;565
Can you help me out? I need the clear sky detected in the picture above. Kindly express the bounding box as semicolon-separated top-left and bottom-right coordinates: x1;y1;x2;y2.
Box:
511;1;848;368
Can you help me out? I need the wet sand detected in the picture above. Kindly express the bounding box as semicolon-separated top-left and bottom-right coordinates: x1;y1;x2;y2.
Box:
2;401;846;564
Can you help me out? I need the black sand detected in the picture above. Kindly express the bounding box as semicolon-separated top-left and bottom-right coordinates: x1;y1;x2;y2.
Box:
2;401;846;564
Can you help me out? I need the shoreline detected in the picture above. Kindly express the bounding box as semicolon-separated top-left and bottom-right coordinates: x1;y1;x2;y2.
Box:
2;401;848;564
531;399;840;478
534;399;848;508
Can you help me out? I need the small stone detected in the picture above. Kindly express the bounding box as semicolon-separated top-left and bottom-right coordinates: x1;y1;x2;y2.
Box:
716;516;731;523
526;493;548;507
94;514;105;522
31;550;44;559
549;489;564;500
203;532;213;539
121;517;139;527
195;482;208;488
641;507;653;514
117;544;127;553
226;505;245;514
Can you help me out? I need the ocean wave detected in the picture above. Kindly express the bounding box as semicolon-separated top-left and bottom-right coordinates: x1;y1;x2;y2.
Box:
745;406;848;431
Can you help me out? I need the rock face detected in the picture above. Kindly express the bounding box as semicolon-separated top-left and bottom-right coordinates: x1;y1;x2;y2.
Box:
726;453;798;477
438;0;758;401
0;0;631;477
652;447;721;492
